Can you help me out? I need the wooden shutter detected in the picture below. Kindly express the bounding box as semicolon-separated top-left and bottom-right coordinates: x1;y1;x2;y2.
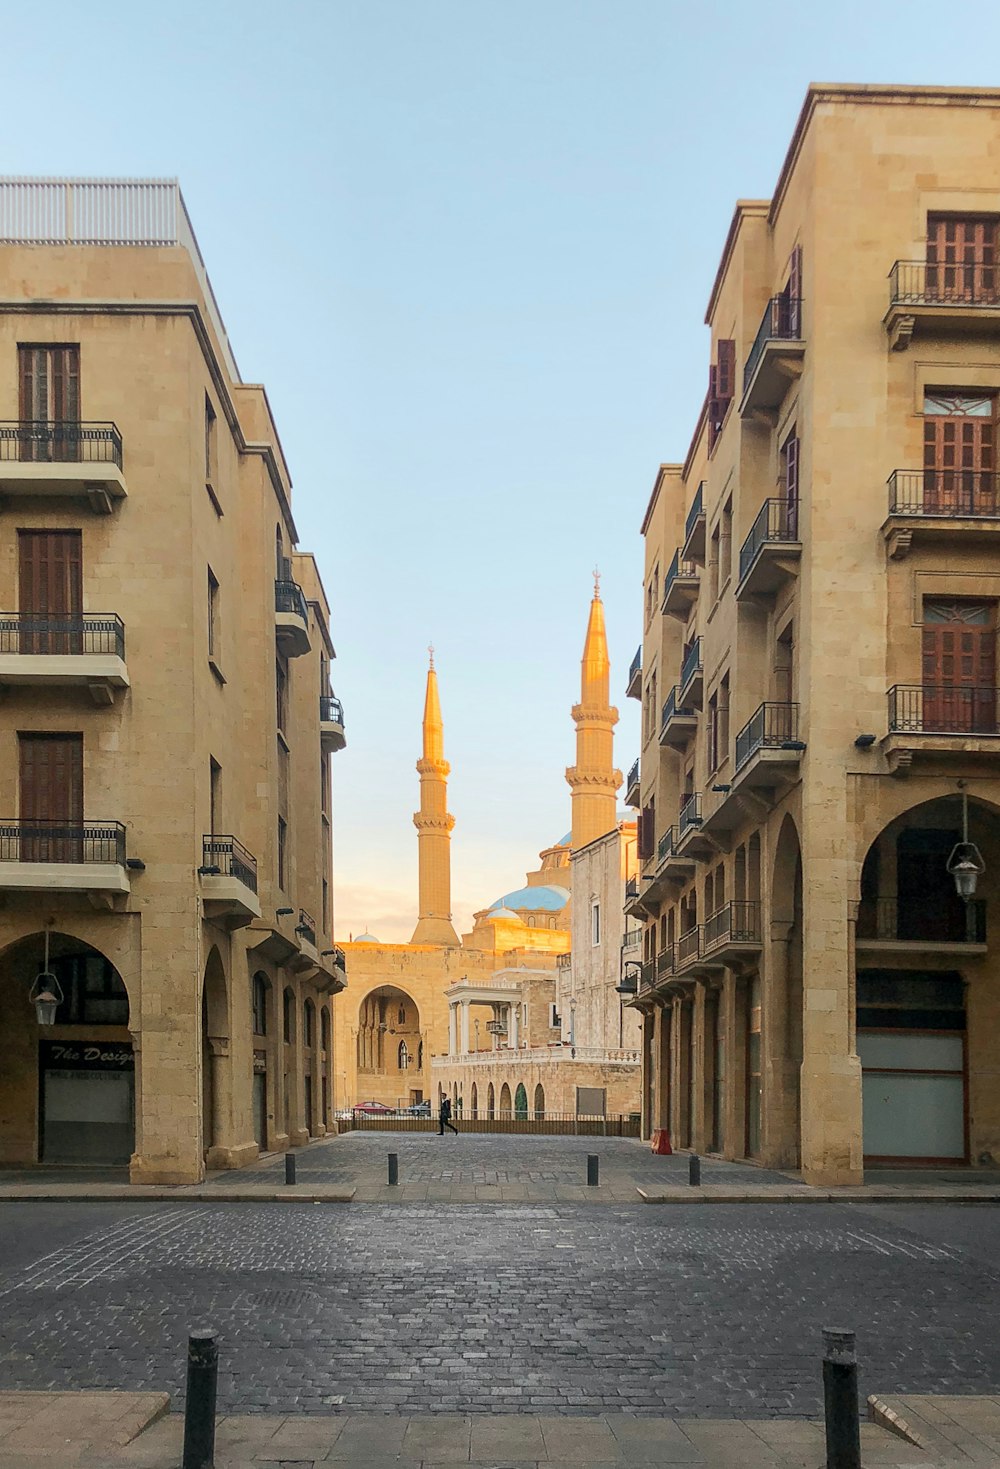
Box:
716;340;735;403
788;246;802;334
19;733;83;860
18;531;82;654
783;434;800;538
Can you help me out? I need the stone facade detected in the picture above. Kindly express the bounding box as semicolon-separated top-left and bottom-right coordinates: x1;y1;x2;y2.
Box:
0;179;345;1183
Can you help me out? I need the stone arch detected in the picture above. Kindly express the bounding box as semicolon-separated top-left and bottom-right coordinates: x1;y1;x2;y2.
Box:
201;945;230;1165
487;1082;495;1119
499;1082;512;1117
533;1082;545;1119
470;1082;479;1117
356;984;421;1082
514;1082;528;1119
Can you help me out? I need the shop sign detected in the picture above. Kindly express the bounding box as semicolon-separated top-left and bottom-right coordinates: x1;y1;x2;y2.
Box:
40;1041;134;1071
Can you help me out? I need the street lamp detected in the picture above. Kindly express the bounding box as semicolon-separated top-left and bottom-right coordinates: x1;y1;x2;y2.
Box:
947;786;986;901
474;1018;480;1051
29;927;63;1027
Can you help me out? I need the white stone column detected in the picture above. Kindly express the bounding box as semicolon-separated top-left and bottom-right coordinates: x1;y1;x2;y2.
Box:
459;1001;470;1055
448;1004;458;1055
509;1004;519;1050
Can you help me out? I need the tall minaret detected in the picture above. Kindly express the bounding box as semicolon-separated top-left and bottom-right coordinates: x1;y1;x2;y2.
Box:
566;573;622;849
411;648;460;946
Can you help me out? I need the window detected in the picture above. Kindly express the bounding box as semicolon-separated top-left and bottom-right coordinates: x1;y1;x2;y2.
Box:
398;1040;409;1069
205;394;217;481
320;758;330;815
51;950;129;1026
303;1000;314;1048
645;565;660;627
591;901;601;947
779;430;800;539
708;524;720;603
207;568;219;658
548;1002;561;1030
707;691;719;772
276;659;288;733
638;799;655;861
18;345;80;461
397;1003;406;1025
209;757;221;835
923;391;996;516
708;339;735;451
277;816;287;891
927;214;999;302
252;974;268;1036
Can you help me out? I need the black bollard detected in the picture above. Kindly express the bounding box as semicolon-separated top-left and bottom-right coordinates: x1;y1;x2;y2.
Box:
587;1153;599;1187
689;1153;701;1186
388;1151;399;1186
182;1329;218;1469
284;1152;296;1186
822;1327;861;1469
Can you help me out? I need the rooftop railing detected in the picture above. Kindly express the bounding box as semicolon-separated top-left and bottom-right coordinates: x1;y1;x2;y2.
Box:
889;260;1000;308
0;820;126;865
888;469;1000;519
201;834;258;893
0;613;125;658
887;684;1000;736
738;498;799;584
743;295;803;393
0;420;123;468
734;702;800;773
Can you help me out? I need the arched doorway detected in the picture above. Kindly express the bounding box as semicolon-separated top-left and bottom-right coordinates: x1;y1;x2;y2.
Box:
251;972;270;1150
356;985;422;1106
282;986;296;1140
202;947;229;1163
499;1082;512;1117
487;1082;495;1118
470;1082;478;1117
514;1083;528;1119
533;1083;545;1120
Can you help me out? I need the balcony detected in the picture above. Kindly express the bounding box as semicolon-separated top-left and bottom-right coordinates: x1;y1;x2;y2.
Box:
701;901;762;967
677;793;714;862
681;484;706;564
200;835;260;927
626;645;642;700
678;638;704;708
655;945;675;984
0;614;128;704
638;959;655;995
675;926;702;971
0;422;126;513
857;896;986;958
625;758;640;808
883;470;1000;559
621;927;642;953
885;684;1000;771
0;820;129;897
661;549;700;619
740;296;805;417
320;695;347;754
661;824;697;882
885;261;1000;351
275;579;311;658
659;686;697;749
624;873;646;918
736;499;801;600
733;702;804;788
642;826;679;904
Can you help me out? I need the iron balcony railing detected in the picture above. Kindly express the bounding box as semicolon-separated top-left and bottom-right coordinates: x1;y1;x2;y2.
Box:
621;928;642;952
625;875;640;901
661;548;698;608
661;686;695;732
684;484;704;545
734;702;800;772
703;901;761;951
202;834;258;893
296;908;317;946
889;260;1000;308
331;944;347;971
639;959;654;991
0;613;125;658
0;819;126;865
857;895;986;945
626;757;640;791
676;926;701;966
0;419;123;468
657;827;675;867
887;685;1000;735
628;645;641;684
738;498;799;584
320;694;345;725
274;579;309;623
679;638;703;693
678;792;702;836
887;469;1000;519
656;946;675;981
743;296;803;393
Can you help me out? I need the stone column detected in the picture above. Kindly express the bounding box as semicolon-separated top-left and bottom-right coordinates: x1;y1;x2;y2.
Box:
800;897;863;1186
723;973;747;1161
691;984;708;1153
640;1011;655;1137
448;1004;457;1055
669;996;684;1149
459;1001;470;1055
204;1035;233;1169
509;1003;519;1050
288;988;308;1147
761;922;799;1169
654;1002;671;1135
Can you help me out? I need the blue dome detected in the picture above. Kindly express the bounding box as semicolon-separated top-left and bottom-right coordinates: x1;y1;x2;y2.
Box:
488;905;520;921
490;884;569;913
353;932;380;944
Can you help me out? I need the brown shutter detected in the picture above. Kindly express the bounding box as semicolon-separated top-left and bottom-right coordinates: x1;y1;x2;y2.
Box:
18;531;82;653
784;434;799;538
716;340;735;403
19;733;83;859
707;364;720;451
788;247;802;334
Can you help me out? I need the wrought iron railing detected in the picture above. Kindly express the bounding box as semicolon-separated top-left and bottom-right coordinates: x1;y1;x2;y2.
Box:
0;613;125;658
657;827;674;867
889;260;1000;308
679;638;703;693
320;694;345;725
857;895;986;944
296;908;317;946
678;792;702;836
684;484;704;545
626;757;640;792
887;684;1000;735
0;820;126;864
621;928;642;951
676;926;701;965
627;645;641;686
274;579;309;623
661;547;698;609
738;499;799;584
639;959;654;991
202;834;258;893
887;469;1000;519
625;875;640;901
660;686;695;735
656;946;675;981
734;702;800;772
743;296;803;393
703;901;761;951
331;945;347;971
0;419;123;468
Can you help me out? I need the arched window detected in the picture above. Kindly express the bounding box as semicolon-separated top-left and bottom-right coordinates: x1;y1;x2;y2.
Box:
398;1003;406;1025
487;1083;495;1119
514;1083;528;1120
252;973;268;1036
398;1040;409;1070
471;1082;478;1117
321;1008;331;1056
533;1083;545;1120
417;1041;423;1069
303;999;315;1048
49;949;129;1026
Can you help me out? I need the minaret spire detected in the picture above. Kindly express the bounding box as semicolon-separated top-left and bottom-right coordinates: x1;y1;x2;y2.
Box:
566;576;622;849
411;651;459;945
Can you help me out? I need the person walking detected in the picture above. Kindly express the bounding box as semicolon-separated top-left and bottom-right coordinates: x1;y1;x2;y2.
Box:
438;1094;459;1136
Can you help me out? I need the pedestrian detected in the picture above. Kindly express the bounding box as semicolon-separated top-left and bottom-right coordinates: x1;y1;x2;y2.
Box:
438;1094;459;1136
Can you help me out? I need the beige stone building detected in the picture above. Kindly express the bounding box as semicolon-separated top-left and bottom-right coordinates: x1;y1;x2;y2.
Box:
0;177;346;1183
628;85;1000;1183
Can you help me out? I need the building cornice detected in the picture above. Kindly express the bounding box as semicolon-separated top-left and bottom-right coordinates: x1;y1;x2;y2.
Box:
640;462;682;537
704;200;770;325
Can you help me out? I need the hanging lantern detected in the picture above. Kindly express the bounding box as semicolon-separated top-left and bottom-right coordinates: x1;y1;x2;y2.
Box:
947;788;986;901
29;928;63;1026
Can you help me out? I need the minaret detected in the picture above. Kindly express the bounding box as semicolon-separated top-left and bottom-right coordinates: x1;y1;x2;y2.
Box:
411;648;460;945
566;573;622;849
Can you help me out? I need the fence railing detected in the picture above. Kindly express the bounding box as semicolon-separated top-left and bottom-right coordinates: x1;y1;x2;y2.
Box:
0;613;125;658
684;483;704;545
662;547;698;607
743;295;803;393
275;579;309;623
656;945;674;980
680;638;703;693
889;260;1000;308
703;900;761;951
676;926;701;965
857;895;986;944
679;792;703;836
202;834;258;893
297;908;317;946
0;820;126;865
887;684;999;735
627;645;641;688
341;1111;641;1136
888;469;1000;519
320;694;344;725
734;701;800;772
739;498;799;584
0;420;123;468
626;757;640;791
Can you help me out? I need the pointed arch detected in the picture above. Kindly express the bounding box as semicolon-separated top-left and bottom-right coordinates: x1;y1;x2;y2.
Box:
499;1082;512;1116
487;1082;495;1119
533;1083;545;1120
471;1082;478;1117
514;1083;528;1119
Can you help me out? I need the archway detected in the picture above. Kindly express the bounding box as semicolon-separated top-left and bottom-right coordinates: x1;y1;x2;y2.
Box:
766;814;803;1167
487;1082;495;1119
320;1007;331;1128
282;986;296;1140
202;946;229;1163
533;1083;545;1120
470;1082;478;1117
303;999;316;1136
514;1083;528;1119
251;972;271;1150
499;1082;512;1117
356;985;421;1104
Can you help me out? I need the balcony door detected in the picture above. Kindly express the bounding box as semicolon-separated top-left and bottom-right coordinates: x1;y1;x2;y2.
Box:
927;214;999;304
922;600;997;733
19;733;83;861
18;530;82;654
923;392;996;515
18;345;80;462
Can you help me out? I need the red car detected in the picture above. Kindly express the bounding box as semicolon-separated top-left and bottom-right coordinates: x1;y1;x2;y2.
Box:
352;1101;395;1115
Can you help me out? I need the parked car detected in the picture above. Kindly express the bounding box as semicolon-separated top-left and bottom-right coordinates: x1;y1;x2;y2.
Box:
352;1100;394;1115
403;1101;431;1116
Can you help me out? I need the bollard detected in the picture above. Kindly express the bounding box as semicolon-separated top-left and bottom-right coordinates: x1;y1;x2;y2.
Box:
587;1153;599;1187
822;1327;861;1469
388;1151;399;1186
284;1152;296;1186
182;1329;218;1469
689;1153;701;1187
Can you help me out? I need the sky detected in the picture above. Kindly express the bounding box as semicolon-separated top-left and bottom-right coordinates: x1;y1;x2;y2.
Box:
7;1;1000;941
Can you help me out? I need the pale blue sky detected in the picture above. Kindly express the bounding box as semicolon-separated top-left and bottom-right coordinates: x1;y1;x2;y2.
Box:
8;1;1000;939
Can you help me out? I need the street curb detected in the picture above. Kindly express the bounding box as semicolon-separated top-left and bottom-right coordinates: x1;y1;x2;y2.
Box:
0;1186;356;1204
124;1391;172;1445
636;1186;1000;1204
867;1394;929;1449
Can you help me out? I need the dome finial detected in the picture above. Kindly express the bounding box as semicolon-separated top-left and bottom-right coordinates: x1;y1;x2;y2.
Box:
428;642;435;670
593;566;601;599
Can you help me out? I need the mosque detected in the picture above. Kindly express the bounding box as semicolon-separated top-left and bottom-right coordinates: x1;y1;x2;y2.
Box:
332;585;641;1120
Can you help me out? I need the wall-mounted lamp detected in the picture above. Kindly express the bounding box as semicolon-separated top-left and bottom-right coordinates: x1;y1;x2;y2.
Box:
781;740;807;751
126;858;146;871
711;783;731;793
276;907;294;917
854;734;877;748
197;865;220;876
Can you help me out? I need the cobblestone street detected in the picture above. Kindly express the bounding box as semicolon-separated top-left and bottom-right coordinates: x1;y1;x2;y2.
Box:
0;1196;999;1418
